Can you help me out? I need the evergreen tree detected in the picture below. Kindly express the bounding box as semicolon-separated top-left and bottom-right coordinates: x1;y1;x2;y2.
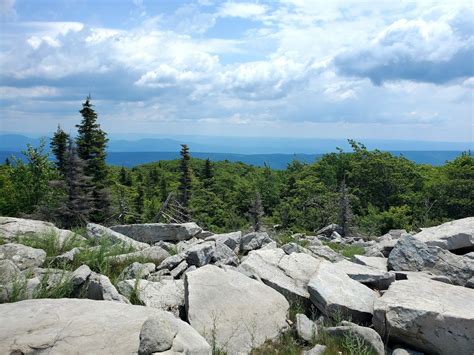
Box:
202;158;213;189
338;177;353;236
50;125;70;175
178;144;192;207
249;191;264;232
5;157;10;166
135;184;145;221
160;176;168;202
119;166;132;186
75;96;110;222
56;142;93;228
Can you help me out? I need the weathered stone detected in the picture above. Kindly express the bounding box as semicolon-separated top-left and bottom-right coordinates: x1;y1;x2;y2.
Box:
0;243;46;270
388;235;474;286
414;217;474;252
111;222;202;243
71;264;91;286
303;344;327;355
306;245;344;262
109;246;170;265
0;217;82;245
87;223;149;250
0;298;209;354
118;279;184;317
238;248;321;308
185;264;289;354
391;346;424;355
308;261;378;323
240;232;273;253
352;255;388;271
119;262;155;281
212;231;242;253
394;270;453;285
373;279;474;354
148;269;173;282
86;272;124;302
316;224;344;237
176;237;201;253
186;241;215;267
213;242;239;266
171;260;189;279
0;259;21;284
296;313;317;342
325;324;385;355
333;260;395;290
365;236;398;257
53;247;81;263
157;253;185;271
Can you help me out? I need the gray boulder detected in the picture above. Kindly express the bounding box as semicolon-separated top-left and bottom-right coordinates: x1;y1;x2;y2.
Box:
388;235;474;286
306;245;345;262
0;298;210;354
240;232;273;253
296;313;317;342
316;224;344;237
213;242;239;266
71;264;91;287
157;253;185;271
373;279;474;355
186;241;215;267
118;262;156;281
109;246;170;265
53;247;81;263
325;324;385;355
118;279;184;317
211;231;242;253
86;223;149;250
365;236;398;257
308;261;378;323
392;346;424;355
414;217;474;252
352;255;388;271
171;260;189;279
0;260;22;284
111;222;202;243
185;264;289;354
303;344;327;355
334;260;395;290
0;243;46;270
86;272;125;302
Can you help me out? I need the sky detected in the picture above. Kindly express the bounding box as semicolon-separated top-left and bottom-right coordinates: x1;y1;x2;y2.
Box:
0;0;473;143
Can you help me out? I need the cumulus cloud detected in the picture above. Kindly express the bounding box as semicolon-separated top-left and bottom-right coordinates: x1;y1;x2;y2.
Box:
218;1;267;19
334;12;474;85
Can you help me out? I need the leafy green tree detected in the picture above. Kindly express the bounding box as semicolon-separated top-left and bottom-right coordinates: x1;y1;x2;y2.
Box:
50;125;70;175
178;144;192;207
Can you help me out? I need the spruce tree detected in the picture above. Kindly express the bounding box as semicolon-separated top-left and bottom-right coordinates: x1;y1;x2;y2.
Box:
339;177;353;236
75;96;110;222
50;125;70;175
178;144;192;207
56;142;93;228
202;158;213;189
134;184;145;221
249;191;264;232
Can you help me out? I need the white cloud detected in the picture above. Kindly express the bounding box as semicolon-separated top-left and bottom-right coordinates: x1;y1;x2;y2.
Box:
218;2;267;19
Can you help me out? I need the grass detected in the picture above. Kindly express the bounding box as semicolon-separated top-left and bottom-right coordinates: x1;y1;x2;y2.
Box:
274;232;312;248
323;242;365;258
250;330;303;355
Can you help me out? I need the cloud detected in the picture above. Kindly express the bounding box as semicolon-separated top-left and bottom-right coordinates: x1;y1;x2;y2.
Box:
218;2;267;19
0;0;16;19
334;12;474;85
0;86;60;98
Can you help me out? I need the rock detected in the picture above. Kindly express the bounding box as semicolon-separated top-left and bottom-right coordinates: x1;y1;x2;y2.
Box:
303;344;327;355
394;270;453;284
366;236;398;257
86;223;149;250
238;248;321;309
386;229;410;239
0;259;21;284
466;277;474;288
0;298;209;354
261;241;278;249
157;253;185;271
111;222;202;243
119;262;156;281
296;313;317;342
392;346;424;355
388;235;474;286
213;242;239;266
118;279;184;317
138;314;211;355
186;241;215;267
86;272;124;302
281;242;306;255
307;261;378;323
414;217;474;252
352;255;388;271
176;237;201;253
0;217;82;245
306;245;345;262
185;264;289;354
316;224;344;237
71;264;91;286
373;279;474;354
53;247;81;263
148;269;173;282
109;246;170;265
333;260;395;290
465;251;474;260
171;260;189;279
325;324;385;355
0;243;46;270
212;231;242;253
240;232;273;254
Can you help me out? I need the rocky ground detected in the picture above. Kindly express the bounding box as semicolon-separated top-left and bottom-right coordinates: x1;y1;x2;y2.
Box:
0;216;473;354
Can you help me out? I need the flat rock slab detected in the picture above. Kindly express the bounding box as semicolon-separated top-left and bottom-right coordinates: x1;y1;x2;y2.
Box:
0;298;210;354
238;248;321;308
185;264;289;354
352;255;388;271
0;243;46;270
308;261;378;324
109;246;170;265
111;222;202;243
334;259;395;290
414;217;474;252
87;223;149;250
373;279;474;355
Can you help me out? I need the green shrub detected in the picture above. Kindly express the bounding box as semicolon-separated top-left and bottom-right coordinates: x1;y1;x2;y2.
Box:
324;242;365;258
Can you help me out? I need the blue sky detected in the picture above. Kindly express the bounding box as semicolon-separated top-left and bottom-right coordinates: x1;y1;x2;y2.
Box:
0;0;473;143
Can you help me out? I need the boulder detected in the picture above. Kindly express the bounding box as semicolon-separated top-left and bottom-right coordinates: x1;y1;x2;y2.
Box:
53;247;81;263
118;279;184;317
118;262;156;281
0;243;46;270
333;260;395;290
213;242;239;266
86;223;149;250
240;232;273;254
186;241;215;267
111;222;202;243
170;260;189;279
238;248;321;308
303;344;327;355
316;224;344;237
71;264;91;287
109;246;170;265
211;231;242;254
86;272;124;302
157;253;185;271
0;217;82;245
307;261;378;323
138;315;210;355
414;217;474;252
365;236;398;257
325;324;385;355
0;259;21;284
0;298;210;354
296;313;317;342
388;235;474;286
373;279;474;355
306;245;345;262
392;346;424;355
185;264;289;354
352;255;388;271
